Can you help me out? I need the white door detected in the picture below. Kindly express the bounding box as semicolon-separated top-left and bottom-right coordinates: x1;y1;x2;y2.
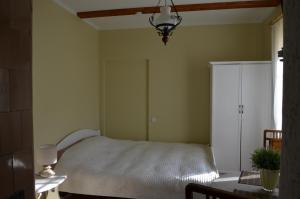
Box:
104;59;149;140
241;64;272;170
211;64;241;172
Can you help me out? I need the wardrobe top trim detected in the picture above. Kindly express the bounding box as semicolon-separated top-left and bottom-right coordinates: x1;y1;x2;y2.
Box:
209;61;272;66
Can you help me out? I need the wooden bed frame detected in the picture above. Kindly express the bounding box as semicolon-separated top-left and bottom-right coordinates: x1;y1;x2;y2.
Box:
56;129;100;158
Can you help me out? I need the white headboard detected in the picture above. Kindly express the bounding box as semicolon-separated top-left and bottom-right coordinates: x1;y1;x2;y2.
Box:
56;129;100;151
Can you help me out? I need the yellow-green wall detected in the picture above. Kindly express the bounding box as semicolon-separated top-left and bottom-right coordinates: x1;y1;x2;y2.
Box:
99;24;269;144
263;6;283;60
33;0;100;151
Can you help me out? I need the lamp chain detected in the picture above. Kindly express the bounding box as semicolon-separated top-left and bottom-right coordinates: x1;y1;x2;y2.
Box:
170;0;180;17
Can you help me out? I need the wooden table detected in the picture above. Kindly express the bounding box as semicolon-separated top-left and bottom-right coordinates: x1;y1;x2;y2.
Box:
209;171;279;199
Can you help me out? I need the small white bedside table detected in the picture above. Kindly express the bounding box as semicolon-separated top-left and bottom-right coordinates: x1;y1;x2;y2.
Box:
35;175;67;199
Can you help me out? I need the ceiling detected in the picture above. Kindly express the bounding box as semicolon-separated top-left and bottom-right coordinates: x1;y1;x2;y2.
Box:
53;0;275;30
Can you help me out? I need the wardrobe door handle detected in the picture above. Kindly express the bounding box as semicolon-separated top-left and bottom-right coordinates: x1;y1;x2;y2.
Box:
238;105;244;114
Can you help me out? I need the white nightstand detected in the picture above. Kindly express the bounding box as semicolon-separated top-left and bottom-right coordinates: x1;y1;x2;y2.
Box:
35;175;67;199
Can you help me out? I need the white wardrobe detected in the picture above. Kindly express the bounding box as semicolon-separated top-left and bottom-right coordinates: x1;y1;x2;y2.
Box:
210;61;272;171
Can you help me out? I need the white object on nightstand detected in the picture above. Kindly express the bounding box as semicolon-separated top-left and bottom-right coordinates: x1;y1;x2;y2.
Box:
35;175;67;199
37;145;58;178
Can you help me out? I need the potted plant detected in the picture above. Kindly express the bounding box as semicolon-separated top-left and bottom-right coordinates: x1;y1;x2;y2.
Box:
251;148;280;191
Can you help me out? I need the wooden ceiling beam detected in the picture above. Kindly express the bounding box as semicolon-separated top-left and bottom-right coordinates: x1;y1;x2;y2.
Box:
77;0;281;19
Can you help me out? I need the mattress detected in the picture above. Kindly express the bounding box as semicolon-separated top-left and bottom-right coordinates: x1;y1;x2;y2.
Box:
55;136;219;199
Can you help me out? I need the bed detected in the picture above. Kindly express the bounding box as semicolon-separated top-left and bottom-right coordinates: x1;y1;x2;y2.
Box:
55;129;219;199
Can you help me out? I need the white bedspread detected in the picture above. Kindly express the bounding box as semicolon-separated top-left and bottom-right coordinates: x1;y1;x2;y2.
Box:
55;136;219;199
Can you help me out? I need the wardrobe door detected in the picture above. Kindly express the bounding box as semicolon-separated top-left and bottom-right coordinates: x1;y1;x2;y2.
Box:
241;64;272;170
211;64;241;171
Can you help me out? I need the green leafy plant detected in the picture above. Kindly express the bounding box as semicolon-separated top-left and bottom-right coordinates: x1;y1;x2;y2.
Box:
251;148;280;170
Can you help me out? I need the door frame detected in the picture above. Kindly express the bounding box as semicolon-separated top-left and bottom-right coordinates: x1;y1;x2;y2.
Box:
100;58;150;140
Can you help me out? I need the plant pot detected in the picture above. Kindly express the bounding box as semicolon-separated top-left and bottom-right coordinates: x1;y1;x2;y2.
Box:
260;169;280;191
